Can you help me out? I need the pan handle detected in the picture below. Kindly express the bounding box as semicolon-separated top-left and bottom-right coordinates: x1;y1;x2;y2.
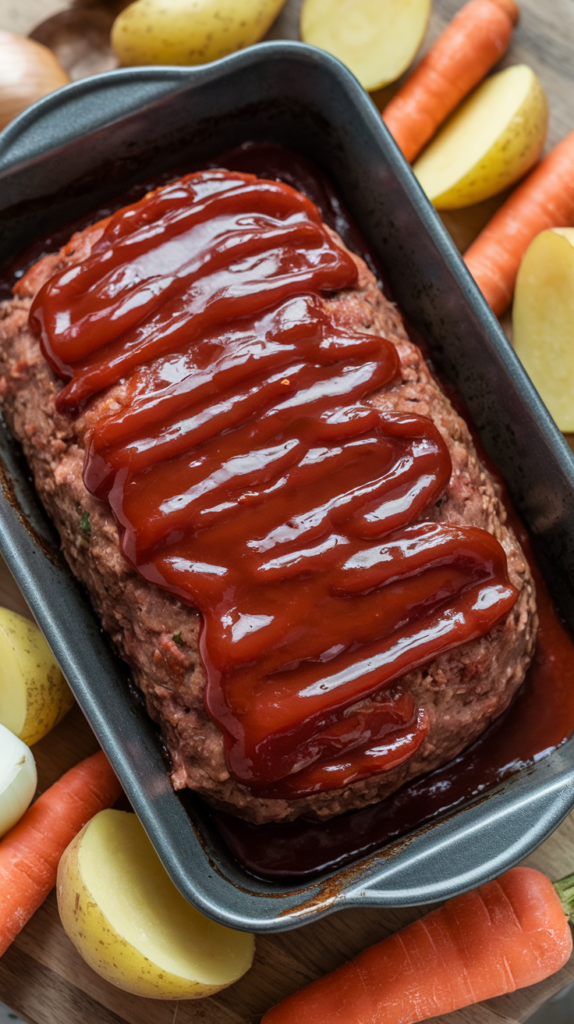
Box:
342;747;574;909
0;67;190;172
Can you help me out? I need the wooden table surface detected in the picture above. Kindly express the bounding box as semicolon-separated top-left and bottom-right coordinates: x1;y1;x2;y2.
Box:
2;0;574;1021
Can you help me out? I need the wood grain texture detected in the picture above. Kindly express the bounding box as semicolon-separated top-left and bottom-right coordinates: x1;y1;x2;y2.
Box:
1;0;574;1021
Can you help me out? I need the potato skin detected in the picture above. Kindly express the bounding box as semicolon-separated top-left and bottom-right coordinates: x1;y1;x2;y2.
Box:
112;0;287;68
0;607;74;746
57;813;254;999
57;824;226;999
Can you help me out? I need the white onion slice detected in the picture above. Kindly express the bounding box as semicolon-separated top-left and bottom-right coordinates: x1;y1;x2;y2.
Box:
0;722;37;839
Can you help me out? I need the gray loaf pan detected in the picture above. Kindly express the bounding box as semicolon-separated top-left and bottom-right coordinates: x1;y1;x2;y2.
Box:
1;43;574;933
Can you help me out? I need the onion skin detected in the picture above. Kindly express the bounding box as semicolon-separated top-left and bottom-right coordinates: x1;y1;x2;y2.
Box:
0;724;37;840
0;32;70;132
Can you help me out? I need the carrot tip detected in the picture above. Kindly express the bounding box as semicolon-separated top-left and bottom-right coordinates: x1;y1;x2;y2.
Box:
490;0;520;24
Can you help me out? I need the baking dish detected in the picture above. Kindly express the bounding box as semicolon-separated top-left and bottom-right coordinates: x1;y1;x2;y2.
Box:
1;43;574;933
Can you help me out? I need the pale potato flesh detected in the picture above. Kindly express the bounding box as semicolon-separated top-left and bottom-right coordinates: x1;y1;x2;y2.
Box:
0;606;74;746
112;0;287;67
57;809;254;999
414;65;548;209
300;0;430;91
513;228;574;432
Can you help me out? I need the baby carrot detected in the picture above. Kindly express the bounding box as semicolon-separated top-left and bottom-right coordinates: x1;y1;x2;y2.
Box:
464;131;574;316
382;0;518;163
0;749;121;956
262;866;573;1024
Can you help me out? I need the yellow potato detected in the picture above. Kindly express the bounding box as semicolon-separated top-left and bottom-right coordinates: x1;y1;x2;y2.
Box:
513;228;574;432
300;0;430;92
414;65;548;209
112;0;287;67
0;607;74;746
57;809;255;999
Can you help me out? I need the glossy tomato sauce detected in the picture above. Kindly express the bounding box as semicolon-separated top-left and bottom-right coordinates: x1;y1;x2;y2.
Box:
5;142;574;879
211;516;574;879
30;163;516;800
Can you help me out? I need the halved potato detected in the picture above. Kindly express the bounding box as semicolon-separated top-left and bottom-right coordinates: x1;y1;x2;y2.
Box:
513;228;574;432
112;0;287;67
57;809;254;999
414;65;548;209
0;606;74;746
300;0;431;92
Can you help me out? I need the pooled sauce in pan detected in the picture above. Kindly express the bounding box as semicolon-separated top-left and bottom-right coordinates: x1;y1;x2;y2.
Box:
4;142;574;877
211;518;574;879
29;167;517;798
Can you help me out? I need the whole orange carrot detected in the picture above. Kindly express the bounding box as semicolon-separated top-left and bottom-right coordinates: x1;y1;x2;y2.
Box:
383;0;518;163
0;750;121;956
262;867;573;1024
464;131;574;316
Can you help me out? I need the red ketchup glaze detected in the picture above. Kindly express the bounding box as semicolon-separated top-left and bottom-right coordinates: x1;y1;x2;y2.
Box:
211;522;574;880
29;170;518;798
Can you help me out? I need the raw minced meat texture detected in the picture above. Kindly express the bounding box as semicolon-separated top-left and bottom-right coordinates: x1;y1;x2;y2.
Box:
0;213;537;824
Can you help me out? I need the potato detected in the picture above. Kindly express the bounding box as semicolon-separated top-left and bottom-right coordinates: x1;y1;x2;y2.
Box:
0;33;70;132
413;65;548;209
57;809;254;999
300;0;430;92
0;607;74;746
111;0;287;67
513;228;574;432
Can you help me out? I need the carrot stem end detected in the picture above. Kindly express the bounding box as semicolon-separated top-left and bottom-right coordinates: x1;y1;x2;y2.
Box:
553;873;574;924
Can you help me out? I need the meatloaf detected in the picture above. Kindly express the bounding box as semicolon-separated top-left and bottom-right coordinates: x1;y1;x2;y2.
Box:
0;182;537;825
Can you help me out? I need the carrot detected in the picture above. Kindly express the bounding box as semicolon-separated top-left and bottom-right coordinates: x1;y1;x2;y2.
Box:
382;0;518;163
464;131;574;316
262;866;574;1024
493;0;520;20
0;749;121;956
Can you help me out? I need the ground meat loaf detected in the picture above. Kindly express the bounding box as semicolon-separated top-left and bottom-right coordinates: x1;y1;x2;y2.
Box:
0;212;537;824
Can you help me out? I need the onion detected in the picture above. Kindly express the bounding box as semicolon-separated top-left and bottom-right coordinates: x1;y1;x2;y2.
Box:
0;31;70;132
0;723;37;839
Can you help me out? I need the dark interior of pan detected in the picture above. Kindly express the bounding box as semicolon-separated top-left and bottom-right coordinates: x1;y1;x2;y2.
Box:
1;43;574;933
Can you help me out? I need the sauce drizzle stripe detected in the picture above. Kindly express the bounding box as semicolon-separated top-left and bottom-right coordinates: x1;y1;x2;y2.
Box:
30;170;517;796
